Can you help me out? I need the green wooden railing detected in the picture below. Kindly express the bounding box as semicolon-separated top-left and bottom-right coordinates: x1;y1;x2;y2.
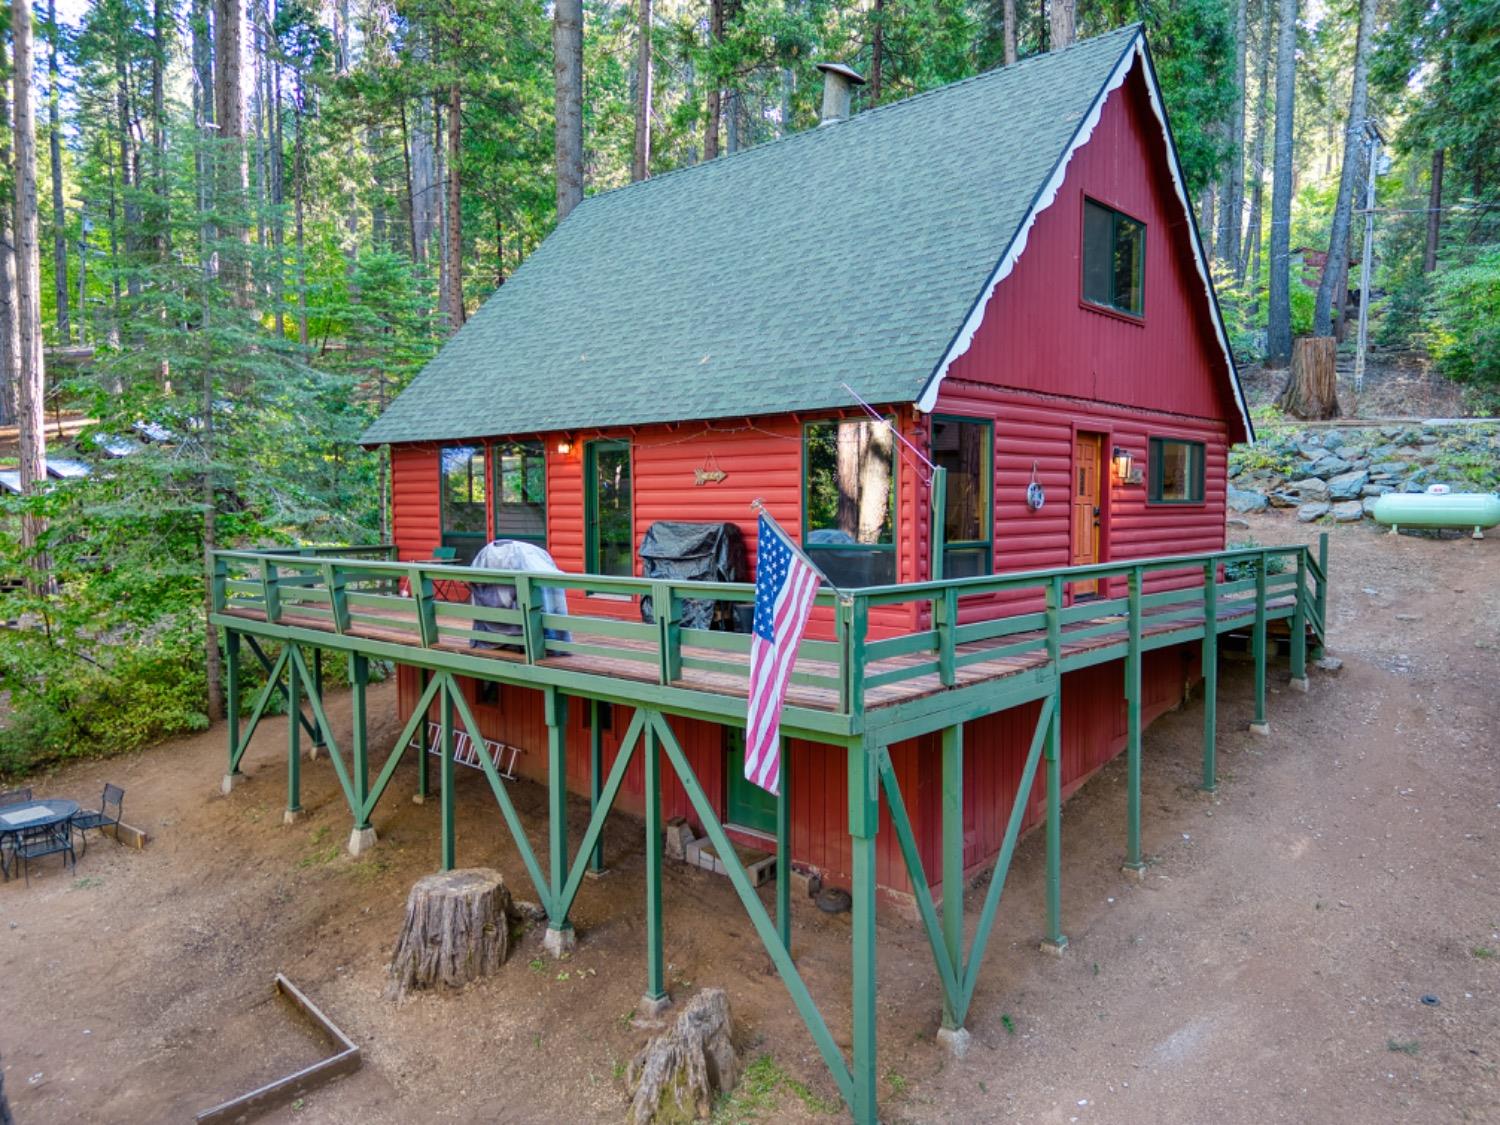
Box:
211;536;1327;734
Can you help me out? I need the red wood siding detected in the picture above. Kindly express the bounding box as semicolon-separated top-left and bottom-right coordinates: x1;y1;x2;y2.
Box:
941;67;1242;436
391;443;443;560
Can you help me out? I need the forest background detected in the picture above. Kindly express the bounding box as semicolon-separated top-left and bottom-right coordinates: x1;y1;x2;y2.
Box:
0;0;1493;772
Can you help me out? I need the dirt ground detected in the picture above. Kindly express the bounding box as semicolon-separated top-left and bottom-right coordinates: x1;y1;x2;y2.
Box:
2;513;1497;1124
1238;351;1477;420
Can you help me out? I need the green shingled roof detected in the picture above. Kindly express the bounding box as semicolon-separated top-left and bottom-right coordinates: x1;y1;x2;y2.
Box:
364;26;1153;446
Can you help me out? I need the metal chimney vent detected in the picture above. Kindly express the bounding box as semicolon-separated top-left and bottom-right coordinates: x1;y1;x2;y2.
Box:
815;62;866;126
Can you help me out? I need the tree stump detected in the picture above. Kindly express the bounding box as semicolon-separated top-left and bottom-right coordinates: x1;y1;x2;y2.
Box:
627;989;740;1123
1275;336;1341;419
387;868;511;1000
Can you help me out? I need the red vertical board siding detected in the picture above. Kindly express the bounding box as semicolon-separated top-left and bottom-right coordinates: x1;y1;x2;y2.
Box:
391;444;442;560
941;68;1241;432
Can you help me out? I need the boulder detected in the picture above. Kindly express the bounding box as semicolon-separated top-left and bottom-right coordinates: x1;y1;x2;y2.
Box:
1327;470;1369;500
1361;483;1392;497
1331;500;1364;522
1297;502;1331;522
1308;454;1353;478
1269;491;1301;508
1321;431;1345;450
1371;443;1402;460
1369;460;1407;477
1362;496;1382;516
1290;477;1330;502
1227;486;1269;513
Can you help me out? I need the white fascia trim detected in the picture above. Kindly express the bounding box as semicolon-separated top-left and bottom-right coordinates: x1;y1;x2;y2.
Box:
916;33;1255;445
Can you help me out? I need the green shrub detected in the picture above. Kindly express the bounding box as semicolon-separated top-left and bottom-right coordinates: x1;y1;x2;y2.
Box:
1425;246;1500;391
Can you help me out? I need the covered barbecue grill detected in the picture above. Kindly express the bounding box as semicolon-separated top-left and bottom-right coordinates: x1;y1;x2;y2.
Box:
638;521;748;630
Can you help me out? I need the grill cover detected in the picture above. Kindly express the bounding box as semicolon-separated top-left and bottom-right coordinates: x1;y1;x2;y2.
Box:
638;521;748;630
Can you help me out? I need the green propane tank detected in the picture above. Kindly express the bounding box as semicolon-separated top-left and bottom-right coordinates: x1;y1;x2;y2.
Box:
1371;487;1500;539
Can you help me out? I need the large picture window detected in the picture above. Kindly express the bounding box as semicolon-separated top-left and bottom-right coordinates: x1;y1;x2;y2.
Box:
440;445;487;561
493;440;547;544
585;440;633;576
803;418;896;587
932;416;992;577
1148;437;1205;504
1082;198;1145;317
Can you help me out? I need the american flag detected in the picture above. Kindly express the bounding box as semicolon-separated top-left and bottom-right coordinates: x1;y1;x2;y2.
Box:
745;513;821;795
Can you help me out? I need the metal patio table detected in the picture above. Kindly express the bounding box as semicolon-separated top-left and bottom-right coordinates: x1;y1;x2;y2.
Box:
0;798;80;881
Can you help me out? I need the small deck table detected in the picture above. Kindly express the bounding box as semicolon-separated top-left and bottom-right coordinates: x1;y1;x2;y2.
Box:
0;798;80;881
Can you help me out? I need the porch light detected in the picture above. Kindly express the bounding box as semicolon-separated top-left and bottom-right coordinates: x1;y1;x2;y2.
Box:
1112;446;1134;484
556;438;574;456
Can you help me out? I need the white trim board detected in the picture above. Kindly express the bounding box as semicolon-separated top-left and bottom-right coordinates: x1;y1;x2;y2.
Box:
915;32;1255;445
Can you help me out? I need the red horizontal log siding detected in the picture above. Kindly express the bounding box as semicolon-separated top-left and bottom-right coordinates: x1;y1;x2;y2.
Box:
391;443;443;560
940;66;1242;434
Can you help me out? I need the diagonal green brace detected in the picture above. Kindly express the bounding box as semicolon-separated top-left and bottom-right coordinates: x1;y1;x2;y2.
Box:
960;693;1055;1015
876;752;962;1014
445;674;553;918
651;711;855;1107
552;709;647;925
288;646;358;815
357;671;444;825
233;646;290;773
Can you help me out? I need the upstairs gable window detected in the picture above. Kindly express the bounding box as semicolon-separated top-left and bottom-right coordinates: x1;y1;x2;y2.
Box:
1082;198;1145;318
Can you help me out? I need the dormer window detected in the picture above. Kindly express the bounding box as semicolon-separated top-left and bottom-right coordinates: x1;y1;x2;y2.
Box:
1082;198;1145;318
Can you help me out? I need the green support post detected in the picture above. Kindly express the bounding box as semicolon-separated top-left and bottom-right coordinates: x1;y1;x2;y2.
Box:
286;643;302;822
348;654;375;855
1314;532;1329;659
940;723;964;1029
416;668;431;804
311;649;326;753
1123;566;1145;876
642;715;669;1014
848;740;879;1125
589;700;605;874
1041;576;1067;954
543;688;574;954
1202;560;1219;793
1290;550;1309;690
1250;554;1270;736
930;465;947;582
224;631;242;791
776;738;791;954
440;679;455;871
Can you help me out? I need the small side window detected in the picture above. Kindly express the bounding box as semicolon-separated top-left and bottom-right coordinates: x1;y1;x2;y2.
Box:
440;445;488;562
1148;438;1205;504
1082;198;1145;317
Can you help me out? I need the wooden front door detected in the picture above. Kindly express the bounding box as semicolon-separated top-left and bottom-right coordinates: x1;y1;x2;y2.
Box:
1071;432;1104;597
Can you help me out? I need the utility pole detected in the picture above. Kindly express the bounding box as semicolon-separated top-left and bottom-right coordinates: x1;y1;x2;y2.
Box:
1352;124;1381;396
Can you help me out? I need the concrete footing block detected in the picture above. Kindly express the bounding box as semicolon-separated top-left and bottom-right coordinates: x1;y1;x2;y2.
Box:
936;1026;972;1059
1289;676;1310;693
1038;936;1069;958
1248;721;1271;737
221;772;245;796
1120;863;1147;884
306;744;323;761
584;867;609;881
347;826;378;856
637;992;673;1020
411;793;426;806
283;808;305;826
542;926;577;958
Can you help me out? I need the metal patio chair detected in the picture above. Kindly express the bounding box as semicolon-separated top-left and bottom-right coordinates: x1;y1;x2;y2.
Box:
0;788;34;878
70;784;125;857
14;821;75;885
0;787;33;806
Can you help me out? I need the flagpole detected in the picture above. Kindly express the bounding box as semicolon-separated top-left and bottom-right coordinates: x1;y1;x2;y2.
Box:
749;498;849;601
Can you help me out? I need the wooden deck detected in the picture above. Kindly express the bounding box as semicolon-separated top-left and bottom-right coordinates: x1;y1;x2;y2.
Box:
223;595;1291;714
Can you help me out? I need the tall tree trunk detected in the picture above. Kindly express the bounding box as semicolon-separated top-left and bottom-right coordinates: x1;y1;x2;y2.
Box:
46;0;68;343
1266;0;1298;367
1217;0;1249;263
214;0;249;302
632;0;652;181
407;94;438;265
704;0;722;161
1238;0;1273;283
553;0;584;217
1423;148;1443;273
1003;0;1018;64
1048;0;1074;50
294;79;308;346
0;45;18;427
1199;180;1216;243
115;47;141;300
151;0;170;262
1312;0;1376;337
13;0;51;591
444;82;464;330
870;0;884;103
270;34;285;335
